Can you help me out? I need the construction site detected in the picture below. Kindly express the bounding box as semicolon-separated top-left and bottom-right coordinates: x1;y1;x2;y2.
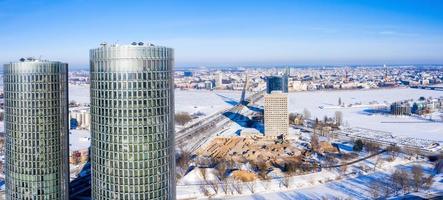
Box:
197;135;302;165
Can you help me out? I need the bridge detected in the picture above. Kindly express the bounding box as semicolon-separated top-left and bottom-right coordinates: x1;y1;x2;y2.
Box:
175;89;265;152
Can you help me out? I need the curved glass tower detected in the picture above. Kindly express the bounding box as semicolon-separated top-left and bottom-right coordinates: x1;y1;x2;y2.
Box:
90;43;175;200
4;59;69;200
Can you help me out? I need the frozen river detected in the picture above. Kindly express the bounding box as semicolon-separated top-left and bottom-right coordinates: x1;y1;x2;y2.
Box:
287;88;443;141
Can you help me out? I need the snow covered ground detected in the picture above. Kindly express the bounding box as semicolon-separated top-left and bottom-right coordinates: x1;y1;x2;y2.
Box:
68;84;90;104
69;129;91;152
286;88;443;141
175;89;242;118
177;155;442;200
227;161;443;200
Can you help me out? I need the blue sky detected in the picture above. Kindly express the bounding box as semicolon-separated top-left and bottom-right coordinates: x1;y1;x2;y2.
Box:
0;0;442;68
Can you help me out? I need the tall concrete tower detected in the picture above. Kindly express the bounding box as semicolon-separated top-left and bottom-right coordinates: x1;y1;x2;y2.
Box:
90;42;175;200
4;58;69;200
264;92;289;139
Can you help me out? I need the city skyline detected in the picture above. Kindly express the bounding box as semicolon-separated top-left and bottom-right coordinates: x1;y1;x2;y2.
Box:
1;0;443;68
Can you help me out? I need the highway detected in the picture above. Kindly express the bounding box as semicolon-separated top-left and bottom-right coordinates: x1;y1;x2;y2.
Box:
175;90;265;152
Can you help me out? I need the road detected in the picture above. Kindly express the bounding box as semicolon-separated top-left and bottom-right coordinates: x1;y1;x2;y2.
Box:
175;90;265;152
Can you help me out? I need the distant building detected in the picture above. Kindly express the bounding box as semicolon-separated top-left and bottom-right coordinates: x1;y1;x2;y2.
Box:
390;101;411;115
412;101;426;114
69;109;90;129
216;71;224;88
264;92;289;138
266;76;288;94
204;80;214;90
183;71;193;77
70;118;79;130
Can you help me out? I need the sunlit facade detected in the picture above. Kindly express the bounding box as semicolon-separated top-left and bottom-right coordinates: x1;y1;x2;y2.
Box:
4;59;69;200
264;92;289;138
90;43;175;200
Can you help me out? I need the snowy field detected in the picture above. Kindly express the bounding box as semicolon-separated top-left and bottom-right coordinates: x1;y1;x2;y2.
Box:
227;162;443;200
174;89;241;117
69;84;90;104
287;88;443;141
177;153;443;200
69;129;91;152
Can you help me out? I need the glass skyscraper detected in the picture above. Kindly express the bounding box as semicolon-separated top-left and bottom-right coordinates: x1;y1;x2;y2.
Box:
90;43;175;200
4;58;69;200
266;76;288;94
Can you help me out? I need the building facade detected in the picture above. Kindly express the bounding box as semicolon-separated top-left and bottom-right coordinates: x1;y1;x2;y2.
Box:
4;58;69;200
264;92;289;138
90;43;175;200
69;109;90;129
266;76;288;94
390;101;411;115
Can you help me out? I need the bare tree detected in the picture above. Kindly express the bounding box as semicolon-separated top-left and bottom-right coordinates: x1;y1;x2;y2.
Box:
245;181;256;194
369;181;381;199
382;180;392;198
176;150;192;178
303;108;311;120
339;164;348;176
215;161;228;181
220;179;230;195
310;133;320;153
334;111;343;126
373;155;383;171
175;112;193;126
199;167;208;182
207;180;219;194
365;141;380;154
254;161;269;180
392;168;410;194
324;155;338;167
281;175;290;188
199;185;211;197
231;181;243;194
387;145;401;160
289;113;297;124
261;179;271;191
411;165;424;192
422;175;434;191
285;159;302;175
391;169;402;195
